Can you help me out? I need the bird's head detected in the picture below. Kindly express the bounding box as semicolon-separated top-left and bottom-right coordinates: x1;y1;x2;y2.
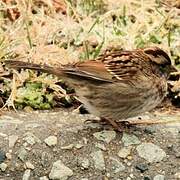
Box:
143;46;177;78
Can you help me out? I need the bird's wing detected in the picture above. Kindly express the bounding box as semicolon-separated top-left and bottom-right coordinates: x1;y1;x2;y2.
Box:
101;50;143;80
63;50;144;82
5;60;114;82
5;49;143;83
62;60;114;82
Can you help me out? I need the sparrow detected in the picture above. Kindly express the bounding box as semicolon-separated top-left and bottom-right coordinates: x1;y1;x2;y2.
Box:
5;46;176;131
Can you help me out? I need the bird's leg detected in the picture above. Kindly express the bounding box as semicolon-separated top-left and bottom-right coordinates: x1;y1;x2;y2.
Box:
101;117;123;132
84;117;123;132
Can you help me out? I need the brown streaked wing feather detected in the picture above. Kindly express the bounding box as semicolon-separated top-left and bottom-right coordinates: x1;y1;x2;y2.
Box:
62;60;114;82
102;50;142;80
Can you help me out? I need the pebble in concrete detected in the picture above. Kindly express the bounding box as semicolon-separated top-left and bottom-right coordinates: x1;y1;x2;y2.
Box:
44;136;57;147
80;158;90;170
25;161;35;170
110;157;125;173
122;133;140;146
118;146;132;158
22;169;31;180
93;130;116;143
39;176;49;180
9;135;18;148
136;143;166;163
153;174;165;180
174;172;180;179
23;132;41;145
61;144;74;150
90;150;105;171
0;163;8;171
49;160;73;180
18;147;28;162
95;143;107;151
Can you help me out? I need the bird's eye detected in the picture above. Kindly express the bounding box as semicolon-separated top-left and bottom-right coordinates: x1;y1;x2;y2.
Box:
159;64;168;73
160;64;166;68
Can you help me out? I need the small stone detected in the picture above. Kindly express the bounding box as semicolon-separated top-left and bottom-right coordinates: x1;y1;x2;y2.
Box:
0;132;7;137
6;152;12;160
173;145;180;158
22;169;31;180
136;143;166;163
18;147;28;162
15;162;21;170
75;144;83;149
23;132;41;145
80;158;90;169
0;163;8;171
118;146;132;158
127;155;132;160
174;172;180;179
9;135;18;148
39;176;49;180
122;133;140;146
25;161;35;169
83;138;88;144
110;157;125;173
95;143;107;151
91;150;105;171
153;175;165;180
127;177;131;180
135;164;148;173
103;176;109;180
61;144;74;150
106;173;111;177
127;162;132;166
0;151;6;163
93;130;116;143
49;160;73;180
24;136;36;145
175;152;180;158
44;136;57;146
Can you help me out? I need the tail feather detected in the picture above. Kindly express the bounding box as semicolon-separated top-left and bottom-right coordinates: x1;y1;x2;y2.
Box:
5;60;62;76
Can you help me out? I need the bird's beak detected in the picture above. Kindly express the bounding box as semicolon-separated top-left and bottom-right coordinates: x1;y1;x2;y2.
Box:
168;65;179;80
169;65;178;73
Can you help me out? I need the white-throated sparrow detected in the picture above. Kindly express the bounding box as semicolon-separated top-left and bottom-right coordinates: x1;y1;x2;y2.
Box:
5;46;177;131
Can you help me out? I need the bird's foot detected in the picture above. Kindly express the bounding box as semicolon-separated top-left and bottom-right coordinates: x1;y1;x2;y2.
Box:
101;118;123;132
85;118;124;132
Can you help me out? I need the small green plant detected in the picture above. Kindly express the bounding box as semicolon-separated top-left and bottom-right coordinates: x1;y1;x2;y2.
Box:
15;82;53;109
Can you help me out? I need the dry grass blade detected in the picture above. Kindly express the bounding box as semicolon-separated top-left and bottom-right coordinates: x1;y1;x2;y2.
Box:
2;71;19;111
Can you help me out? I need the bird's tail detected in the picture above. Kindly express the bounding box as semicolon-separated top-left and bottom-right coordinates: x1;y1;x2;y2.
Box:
5;60;63;76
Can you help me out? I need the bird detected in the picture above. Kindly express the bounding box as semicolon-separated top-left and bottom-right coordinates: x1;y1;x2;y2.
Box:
5;46;176;131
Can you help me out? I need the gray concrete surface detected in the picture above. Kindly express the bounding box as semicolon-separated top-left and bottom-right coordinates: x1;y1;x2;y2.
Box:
0;110;179;180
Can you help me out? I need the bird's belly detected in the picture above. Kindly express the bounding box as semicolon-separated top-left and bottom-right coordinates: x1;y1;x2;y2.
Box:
75;80;167;121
